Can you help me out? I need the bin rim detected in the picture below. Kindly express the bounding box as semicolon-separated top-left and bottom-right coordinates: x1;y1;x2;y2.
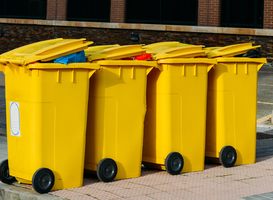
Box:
157;58;217;65
94;60;158;67
216;57;267;64
27;63;101;70
0;38;93;66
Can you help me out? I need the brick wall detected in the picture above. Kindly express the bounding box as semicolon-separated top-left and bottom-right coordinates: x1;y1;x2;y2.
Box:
0;24;271;61
56;0;67;20
47;0;124;22
110;0;126;23
47;0;57;20
198;0;221;27
46;0;272;29
46;0;67;20
264;0;273;29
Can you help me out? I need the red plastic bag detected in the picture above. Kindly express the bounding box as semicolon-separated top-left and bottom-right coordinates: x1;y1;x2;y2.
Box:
134;54;151;60
122;54;152;60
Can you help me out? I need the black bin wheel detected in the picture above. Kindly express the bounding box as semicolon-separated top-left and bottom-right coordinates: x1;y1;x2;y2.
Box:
219;146;237;168
0;159;16;184
32;168;55;194
97;158;117;182
165;152;184;175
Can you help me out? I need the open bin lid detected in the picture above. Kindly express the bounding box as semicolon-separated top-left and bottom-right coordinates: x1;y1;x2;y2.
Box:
207;43;261;58
0;38;93;65
143;41;181;49
143;42;191;55
153;45;206;60
203;47;220;54
88;45;146;61
84;45;120;57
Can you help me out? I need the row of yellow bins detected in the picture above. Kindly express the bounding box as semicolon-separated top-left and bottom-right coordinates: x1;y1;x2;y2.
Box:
0;39;267;194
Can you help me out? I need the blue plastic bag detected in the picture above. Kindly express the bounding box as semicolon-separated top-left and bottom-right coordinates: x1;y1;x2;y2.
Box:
54;50;86;65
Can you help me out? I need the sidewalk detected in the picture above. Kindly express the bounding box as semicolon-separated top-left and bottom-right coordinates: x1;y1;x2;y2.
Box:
1;126;273;200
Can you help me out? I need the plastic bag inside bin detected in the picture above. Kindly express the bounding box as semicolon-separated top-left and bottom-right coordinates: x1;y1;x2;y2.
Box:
235;48;261;58
54;50;86;65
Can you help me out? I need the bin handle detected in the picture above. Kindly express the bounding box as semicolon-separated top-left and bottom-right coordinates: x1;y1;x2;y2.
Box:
146;66;154;75
146;66;162;75
146;63;162;75
88;69;97;79
0;64;5;74
257;63;264;72
207;64;214;73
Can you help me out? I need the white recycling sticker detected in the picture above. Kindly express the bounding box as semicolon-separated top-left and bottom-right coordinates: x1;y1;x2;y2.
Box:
10;102;20;137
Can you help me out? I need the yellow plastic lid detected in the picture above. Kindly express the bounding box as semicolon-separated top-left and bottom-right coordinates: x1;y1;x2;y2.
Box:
88;45;146;61
203;47;220;54
207;43;261;58
0;38;93;65
84;45;120;57
144;42;191;55
143;41;181;49
153;45;206;60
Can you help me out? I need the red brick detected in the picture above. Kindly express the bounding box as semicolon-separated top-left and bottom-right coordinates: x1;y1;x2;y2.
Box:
198;0;220;26
264;0;273;28
110;0;125;23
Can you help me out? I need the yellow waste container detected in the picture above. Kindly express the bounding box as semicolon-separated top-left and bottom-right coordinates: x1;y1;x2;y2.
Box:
85;45;158;182
0;38;100;193
142;46;216;175
206;45;267;167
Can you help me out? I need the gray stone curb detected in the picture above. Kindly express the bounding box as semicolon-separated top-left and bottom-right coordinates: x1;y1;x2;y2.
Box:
0;182;67;200
257;123;273;130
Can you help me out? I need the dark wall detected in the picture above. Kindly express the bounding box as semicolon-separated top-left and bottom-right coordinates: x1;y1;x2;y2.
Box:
0;23;272;61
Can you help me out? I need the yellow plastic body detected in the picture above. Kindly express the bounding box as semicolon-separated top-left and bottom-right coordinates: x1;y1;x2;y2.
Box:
207;43;261;58
84;60;157;180
88;45;146;61
143;58;216;173
206;57;267;166
84;45;120;57
0;38;93;65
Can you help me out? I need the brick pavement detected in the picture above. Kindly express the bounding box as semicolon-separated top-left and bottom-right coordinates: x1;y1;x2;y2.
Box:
1;133;273;200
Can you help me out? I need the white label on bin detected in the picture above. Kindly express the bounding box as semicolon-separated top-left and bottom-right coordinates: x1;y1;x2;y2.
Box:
10;102;20;137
